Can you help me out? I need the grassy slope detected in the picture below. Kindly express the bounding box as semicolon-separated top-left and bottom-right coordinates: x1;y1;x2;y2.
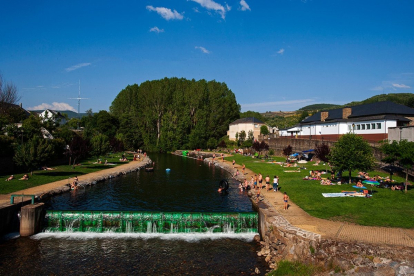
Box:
227;155;414;228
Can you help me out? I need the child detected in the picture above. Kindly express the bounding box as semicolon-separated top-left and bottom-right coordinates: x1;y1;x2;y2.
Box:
273;176;278;192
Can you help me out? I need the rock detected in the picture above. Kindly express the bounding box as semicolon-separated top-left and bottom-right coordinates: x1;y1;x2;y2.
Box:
399;266;414;275
373;266;396;276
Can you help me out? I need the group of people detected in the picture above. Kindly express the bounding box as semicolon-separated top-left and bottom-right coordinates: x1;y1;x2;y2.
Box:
5;174;29;181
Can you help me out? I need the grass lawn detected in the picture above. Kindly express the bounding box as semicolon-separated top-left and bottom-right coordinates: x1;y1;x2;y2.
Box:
0;152;137;194
226;155;414;228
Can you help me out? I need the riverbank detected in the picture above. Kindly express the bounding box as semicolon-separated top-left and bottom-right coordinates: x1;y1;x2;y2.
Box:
0;157;152;207
201;154;414;274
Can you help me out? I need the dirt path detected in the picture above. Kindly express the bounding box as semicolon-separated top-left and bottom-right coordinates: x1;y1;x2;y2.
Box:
225;158;414;248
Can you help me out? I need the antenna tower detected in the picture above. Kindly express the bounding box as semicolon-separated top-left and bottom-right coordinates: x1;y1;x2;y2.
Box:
69;80;89;118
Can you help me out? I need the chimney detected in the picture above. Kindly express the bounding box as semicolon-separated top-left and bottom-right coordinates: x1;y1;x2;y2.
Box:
20;103;22;108
321;111;328;122
342;107;352;119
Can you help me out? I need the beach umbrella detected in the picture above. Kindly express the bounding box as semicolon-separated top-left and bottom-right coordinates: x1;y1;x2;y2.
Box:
362;180;380;186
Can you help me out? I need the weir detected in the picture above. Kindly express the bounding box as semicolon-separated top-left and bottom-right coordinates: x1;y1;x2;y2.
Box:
44;211;258;234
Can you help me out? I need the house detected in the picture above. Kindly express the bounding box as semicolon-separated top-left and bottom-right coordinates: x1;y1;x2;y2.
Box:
227;117;270;141
280;101;414;142
37;109;67;125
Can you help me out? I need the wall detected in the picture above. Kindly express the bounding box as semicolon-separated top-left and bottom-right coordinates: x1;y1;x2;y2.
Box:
253;195;414;274
389;126;414;142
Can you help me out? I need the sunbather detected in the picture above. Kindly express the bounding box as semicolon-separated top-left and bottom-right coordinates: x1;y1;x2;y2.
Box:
6;175;14;181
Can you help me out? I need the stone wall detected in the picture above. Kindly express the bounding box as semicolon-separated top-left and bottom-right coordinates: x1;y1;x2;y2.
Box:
253;196;414;275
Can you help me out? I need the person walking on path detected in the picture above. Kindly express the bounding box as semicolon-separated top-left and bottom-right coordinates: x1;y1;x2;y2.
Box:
283;192;289;210
273;176;278;192
258;173;263;189
242;164;245;175
221;153;224;162
232;160;236;168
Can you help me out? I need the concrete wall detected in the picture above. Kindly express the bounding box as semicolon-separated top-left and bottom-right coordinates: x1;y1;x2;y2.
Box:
389;126;414;142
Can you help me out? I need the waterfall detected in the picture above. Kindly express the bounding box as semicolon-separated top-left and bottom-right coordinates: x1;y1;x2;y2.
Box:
44;211;258;234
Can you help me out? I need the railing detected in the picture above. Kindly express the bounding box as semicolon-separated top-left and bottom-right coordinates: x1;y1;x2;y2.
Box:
10;194;36;204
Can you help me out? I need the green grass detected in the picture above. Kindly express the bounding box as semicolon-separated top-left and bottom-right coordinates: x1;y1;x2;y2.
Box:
266;260;323;276
0;152;136;194
226;155;414;228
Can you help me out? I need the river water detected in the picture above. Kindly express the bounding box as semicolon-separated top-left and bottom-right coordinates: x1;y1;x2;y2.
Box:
0;153;269;275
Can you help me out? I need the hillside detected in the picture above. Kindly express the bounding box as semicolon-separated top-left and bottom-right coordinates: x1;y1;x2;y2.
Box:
298;103;341;111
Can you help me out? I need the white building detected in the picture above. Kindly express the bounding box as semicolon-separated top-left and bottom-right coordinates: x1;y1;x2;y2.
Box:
38;109;67;125
280;101;414;142
227;117;270;141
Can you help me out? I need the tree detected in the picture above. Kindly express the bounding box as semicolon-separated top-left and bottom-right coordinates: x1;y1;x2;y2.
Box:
238;130;246;145
13;136;54;174
252;140;269;157
207;137;217;149
260;125;269;136
0;73;21;113
247;130;254;141
91;133;110;158
65;135;90;166
240;111;265;122
328;133;375;184
396;140;414;193
380;140;400;181
283;145;293;162
314;142;330;171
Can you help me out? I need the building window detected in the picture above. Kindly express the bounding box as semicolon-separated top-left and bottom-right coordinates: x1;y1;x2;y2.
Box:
361;124;365;130
377;123;381;129
357;124;360;130
254;124;258;128
366;124;370;130
371;123;375;129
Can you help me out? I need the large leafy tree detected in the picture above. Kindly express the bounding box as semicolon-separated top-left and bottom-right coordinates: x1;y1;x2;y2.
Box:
109;78;239;152
328;133;375;183
90;133;110;158
13;136;54;174
260;125;269;136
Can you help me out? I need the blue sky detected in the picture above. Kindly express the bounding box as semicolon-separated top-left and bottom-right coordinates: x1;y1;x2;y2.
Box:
1;0;413;113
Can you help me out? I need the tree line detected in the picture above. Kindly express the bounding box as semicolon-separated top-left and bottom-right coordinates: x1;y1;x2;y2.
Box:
110;77;240;152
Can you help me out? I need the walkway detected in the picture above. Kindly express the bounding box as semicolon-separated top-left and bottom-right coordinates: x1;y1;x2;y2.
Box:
226;159;414;248
0;157;150;207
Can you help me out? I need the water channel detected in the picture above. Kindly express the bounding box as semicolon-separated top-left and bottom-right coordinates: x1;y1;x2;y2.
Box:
0;153;269;275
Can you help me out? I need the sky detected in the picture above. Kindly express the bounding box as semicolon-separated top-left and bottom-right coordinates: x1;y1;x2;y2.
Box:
1;0;413;113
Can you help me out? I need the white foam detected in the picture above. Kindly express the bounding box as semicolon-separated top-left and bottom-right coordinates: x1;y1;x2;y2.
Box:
32;231;258;242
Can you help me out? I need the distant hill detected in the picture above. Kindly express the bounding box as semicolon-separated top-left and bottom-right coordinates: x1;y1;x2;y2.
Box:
345;93;414;107
299;104;341;111
299;93;414;112
30;110;90;119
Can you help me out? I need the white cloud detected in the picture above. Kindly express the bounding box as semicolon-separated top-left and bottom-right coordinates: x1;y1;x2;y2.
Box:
65;63;91;72
240;0;250;11
277;48;285;55
190;0;229;19
28;102;77;112
392;83;411;89
149;26;164;33
195;46;210;54
146;6;184;20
